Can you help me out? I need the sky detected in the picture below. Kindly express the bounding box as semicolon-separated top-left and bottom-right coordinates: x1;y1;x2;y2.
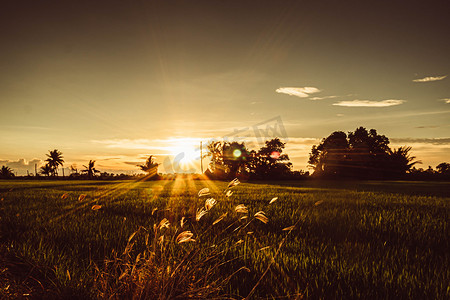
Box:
1;0;449;175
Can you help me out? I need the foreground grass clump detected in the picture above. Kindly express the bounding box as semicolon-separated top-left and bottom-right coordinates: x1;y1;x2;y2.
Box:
0;179;449;299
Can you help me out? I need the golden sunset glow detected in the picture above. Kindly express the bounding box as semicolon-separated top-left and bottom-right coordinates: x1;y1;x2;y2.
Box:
169;140;200;168
0;1;448;175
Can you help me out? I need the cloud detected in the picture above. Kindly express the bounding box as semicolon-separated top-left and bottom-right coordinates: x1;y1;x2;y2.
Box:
276;87;321;98
441;98;450;103
412;75;447;82
0;159;42;175
91;139;171;151
390;138;450;145
415;125;439;129
333;99;405;107
309;95;338;100
124;161;141;166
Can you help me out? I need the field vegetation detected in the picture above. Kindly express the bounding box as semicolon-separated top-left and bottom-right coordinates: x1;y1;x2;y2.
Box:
0;179;448;299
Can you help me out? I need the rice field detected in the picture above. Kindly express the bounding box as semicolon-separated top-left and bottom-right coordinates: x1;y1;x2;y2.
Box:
0;178;449;299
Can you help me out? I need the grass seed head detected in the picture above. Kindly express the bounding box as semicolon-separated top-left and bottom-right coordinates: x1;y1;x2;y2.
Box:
226;190;233;197
61;193;68;200
158;218;170;230
269;197;278;204
254;211;269;224
176;231;195;243
227;178;240;188
205;198;217;210
282;225;295;231
196;207;208;221
198;188;210;197
78;194;86;201
180;216;186;228
235;204;248;214
91;204;102;210
314;200;324;206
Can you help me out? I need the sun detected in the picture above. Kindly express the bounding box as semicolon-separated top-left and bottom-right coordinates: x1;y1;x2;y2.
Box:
169;139;201;171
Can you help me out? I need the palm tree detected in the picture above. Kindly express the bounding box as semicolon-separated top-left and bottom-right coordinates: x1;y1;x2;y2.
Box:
70;164;79;175
388;146;421;176
138;155;159;178
46;149;64;176
40;164;52;177
0;166;15;179
82;160;100;179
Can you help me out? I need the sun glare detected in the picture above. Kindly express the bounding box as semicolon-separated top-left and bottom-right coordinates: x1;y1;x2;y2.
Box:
169;140;200;169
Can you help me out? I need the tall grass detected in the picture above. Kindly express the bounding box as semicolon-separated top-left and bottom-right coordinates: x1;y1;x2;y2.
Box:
0;179;449;298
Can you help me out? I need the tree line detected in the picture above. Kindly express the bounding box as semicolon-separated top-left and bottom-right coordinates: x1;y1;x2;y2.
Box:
1;127;449;181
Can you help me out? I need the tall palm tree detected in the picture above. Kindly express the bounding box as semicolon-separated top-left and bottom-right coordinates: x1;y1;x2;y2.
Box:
82;160;100;179
0;166;15;179
138;155;159;178
46;149;64;176
40;164;52;177
388;146;421;176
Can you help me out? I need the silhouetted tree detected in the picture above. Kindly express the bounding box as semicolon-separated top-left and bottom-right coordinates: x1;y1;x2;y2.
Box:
309;127;419;179
45;149;64;176
138;155;159;178
249;138;292;179
436;162;450;175
206;138;295;180
206;141;226;178
206;141;251;179
0;166;15;179
223;142;250;178
387;146;420;177
70;164;79;175
81;160;100;179
40;164;52;177
308;131;349;177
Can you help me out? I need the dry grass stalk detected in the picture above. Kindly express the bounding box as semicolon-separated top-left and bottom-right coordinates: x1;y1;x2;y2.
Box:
269;197;278;204
314;200;324;206
282;225;295;231
213;213;227;225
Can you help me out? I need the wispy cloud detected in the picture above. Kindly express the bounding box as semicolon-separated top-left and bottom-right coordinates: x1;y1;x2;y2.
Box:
333;99;405;107
309;95;338;100
276;87;320;98
91;139;170;150
412;75;447;82
415;125;439;129
441;98;450;103
390;138;450;145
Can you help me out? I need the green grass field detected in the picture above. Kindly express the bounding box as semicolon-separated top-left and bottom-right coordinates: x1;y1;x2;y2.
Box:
0;179;449;299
